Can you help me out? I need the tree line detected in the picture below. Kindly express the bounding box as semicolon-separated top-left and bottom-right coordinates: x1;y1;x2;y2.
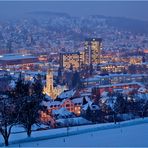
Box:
0;73;45;146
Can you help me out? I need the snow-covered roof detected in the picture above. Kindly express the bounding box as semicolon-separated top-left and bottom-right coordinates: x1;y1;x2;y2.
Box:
52;107;73;118
9;80;16;89
58;89;76;99
41;100;48;107
101;96;109;104
135;93;148;101
0;54;37;61
101;91;108;97
106;99;116;110
49;101;61;106
0;94;8;99
91;104;100;110
56;117;91;125
100;96;117;110
80;92;92;97
42;100;61;108
98;82;143;88
45;94;52;101
138;87;147;93
72;97;83;104
85;96;91;102
83;74;148;83
82;103;89;111
82;101;100;111
121;88;134;94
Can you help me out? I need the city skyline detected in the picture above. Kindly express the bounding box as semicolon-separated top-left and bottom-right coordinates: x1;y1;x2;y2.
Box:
0;1;148;147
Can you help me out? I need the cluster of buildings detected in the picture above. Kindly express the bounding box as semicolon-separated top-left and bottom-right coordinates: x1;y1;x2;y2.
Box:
1;14;148;56
0;17;148;126
39;37;148;126
59;38;102;70
40;88;96;127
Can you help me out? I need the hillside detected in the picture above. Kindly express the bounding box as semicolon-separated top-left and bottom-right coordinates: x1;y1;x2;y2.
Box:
28;11;148;34
1;118;148;147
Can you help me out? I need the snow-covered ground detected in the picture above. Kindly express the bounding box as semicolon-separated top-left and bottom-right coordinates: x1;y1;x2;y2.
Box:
11;123;148;147
0;118;148;147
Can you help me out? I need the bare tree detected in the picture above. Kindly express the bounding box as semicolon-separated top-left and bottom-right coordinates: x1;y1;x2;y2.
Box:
19;97;40;137
0;94;19;146
17;74;45;137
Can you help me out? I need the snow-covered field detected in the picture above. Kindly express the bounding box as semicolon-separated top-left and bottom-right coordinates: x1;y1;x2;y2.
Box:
0;118;148;147
11;123;148;147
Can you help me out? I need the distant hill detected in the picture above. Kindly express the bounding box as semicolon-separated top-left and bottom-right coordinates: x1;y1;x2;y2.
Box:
105;16;148;34
26;11;148;34
27;11;70;18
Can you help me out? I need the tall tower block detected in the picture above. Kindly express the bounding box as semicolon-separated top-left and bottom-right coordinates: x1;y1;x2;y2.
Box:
84;38;102;65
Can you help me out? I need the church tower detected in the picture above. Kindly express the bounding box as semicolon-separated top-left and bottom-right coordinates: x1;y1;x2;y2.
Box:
44;66;68;99
44;67;55;99
46;68;54;94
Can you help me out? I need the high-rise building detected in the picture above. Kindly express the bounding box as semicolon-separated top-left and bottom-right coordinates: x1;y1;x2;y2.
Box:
79;51;85;65
84;38;102;65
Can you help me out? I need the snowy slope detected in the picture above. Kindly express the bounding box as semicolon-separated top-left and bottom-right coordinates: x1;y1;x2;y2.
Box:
11;123;148;147
0;117;148;147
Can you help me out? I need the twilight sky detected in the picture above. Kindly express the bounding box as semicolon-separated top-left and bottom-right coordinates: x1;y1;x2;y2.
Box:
0;1;148;21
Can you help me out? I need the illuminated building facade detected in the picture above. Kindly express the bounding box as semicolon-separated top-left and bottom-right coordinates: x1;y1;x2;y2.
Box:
44;68;54;98
40;98;82;123
84;38;102;65
92;82;142;94
100;63;127;73
38;55;48;62
130;56;143;65
79;51;85;66
59;52;82;70
82;74;148;87
44;68;67;99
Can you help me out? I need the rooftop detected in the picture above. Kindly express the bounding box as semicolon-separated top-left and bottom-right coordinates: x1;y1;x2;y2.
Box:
85;38;102;42
60;52;80;55
82;73;148;83
0;54;37;61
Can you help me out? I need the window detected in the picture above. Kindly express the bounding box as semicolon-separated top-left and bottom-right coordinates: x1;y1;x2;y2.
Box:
66;104;70;107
